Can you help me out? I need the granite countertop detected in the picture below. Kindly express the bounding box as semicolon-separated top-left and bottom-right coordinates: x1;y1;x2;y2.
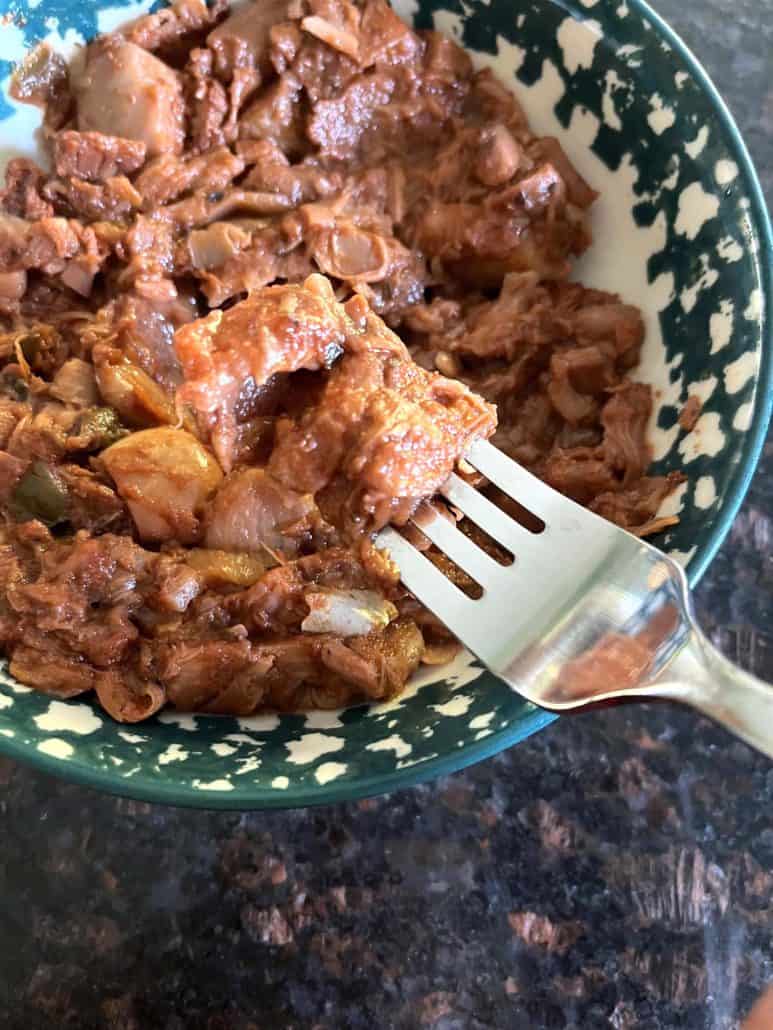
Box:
1;1;772;1027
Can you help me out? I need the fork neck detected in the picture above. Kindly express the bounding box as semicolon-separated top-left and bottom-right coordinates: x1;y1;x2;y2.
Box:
653;628;773;760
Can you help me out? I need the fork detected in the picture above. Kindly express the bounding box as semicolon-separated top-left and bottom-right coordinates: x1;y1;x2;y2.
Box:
377;439;773;759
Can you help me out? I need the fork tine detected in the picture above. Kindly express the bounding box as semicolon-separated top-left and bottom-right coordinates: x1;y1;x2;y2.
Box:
411;506;505;586
440;473;526;553
377;527;478;641
465;439;564;520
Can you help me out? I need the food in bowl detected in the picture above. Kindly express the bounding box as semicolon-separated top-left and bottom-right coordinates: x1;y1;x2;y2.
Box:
0;0;682;722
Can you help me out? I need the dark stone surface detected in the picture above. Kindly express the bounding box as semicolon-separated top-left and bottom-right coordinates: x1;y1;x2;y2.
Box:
0;1;771;1027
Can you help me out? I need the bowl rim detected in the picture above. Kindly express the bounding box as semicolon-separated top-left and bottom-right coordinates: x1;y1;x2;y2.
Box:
0;0;771;808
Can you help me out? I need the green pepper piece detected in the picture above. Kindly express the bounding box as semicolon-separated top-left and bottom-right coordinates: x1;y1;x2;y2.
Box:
9;462;69;526
71;407;129;451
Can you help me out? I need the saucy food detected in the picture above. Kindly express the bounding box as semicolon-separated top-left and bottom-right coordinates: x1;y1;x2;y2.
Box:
0;0;682;721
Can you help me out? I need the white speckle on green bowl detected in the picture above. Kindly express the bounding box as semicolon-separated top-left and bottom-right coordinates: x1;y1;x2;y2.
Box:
234;713;280;732
600;70;625;131
2;24;27;62
211;742;237;757
432;696;474;718
366;735;412;759
710;300;735;353
235;756;262;776
618;43;642;67
678;412;726;462
304;710;344;729
724;351;758;394
314;761;347;784
744;289;763;322
680;254;718;314
157;712;198;731
224;733;261;745
34;700;101;735
286;733;345;765
661;156;680;192
691;375;718;409
717;236;744;263
556;16;601;76
37;738;74;759
470;712;496;731
685;125;710;160
734;401;755;431
694;476;717;509
675;182;720;239
647;93;676;135
193;778;234;791
118;731;146;744
714;159;739;186
158;743;189;766
97;0;149;34
658;480;689;519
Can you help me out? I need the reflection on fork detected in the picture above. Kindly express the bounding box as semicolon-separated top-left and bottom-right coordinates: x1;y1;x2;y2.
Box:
379;440;773;760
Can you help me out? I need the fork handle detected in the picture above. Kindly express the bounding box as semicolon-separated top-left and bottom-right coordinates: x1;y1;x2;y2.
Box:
654;629;773;759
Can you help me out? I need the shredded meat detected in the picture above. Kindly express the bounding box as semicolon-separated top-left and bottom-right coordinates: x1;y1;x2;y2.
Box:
1;159;54;221
268;341;496;525
124;0;227;53
204;466;318;556
53;131;148;182
0;0;681;721
9;44;72;130
175;273;354;464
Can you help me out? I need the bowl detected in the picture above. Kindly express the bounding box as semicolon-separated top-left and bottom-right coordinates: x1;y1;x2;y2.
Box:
0;0;770;808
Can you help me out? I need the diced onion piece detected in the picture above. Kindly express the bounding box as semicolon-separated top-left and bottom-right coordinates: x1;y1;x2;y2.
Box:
301;15;360;59
301;588;397;637
204;467;316;558
313;225;391;283
187;222;252;270
0;270;27;301
186;548;267;587
102;427;222;544
421;640;462;666
95;357;177;427
50;358;100;408
76;39;185;157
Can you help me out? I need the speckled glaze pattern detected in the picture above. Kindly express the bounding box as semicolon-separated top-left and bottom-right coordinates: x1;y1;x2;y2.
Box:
0;1;771;1026
0;0;770;807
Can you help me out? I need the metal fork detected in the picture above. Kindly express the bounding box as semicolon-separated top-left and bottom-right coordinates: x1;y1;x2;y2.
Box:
377;439;773;759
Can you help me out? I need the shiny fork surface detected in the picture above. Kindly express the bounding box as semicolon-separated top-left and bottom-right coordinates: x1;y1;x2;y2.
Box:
377;439;773;760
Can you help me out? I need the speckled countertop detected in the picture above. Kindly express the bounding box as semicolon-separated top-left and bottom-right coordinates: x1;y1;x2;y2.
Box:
1;1;771;1027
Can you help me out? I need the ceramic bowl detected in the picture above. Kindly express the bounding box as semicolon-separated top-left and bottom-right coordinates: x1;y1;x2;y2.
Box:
0;0;770;807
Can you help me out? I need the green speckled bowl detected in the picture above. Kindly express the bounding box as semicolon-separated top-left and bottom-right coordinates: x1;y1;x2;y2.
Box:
0;0;770;807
